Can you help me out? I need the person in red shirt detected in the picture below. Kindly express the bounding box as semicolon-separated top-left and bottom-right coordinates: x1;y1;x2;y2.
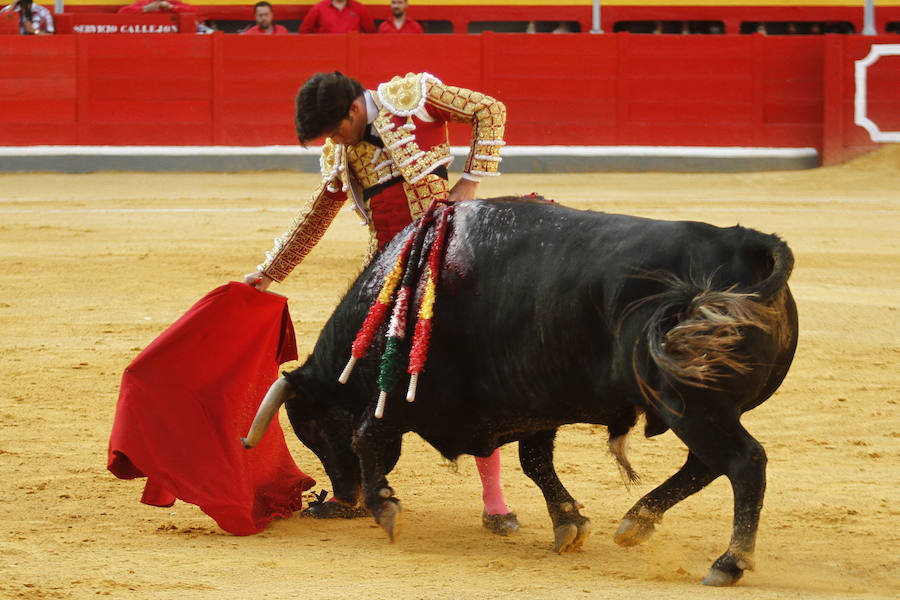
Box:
242;1;289;34
298;0;375;33
117;0;197;13
377;0;423;34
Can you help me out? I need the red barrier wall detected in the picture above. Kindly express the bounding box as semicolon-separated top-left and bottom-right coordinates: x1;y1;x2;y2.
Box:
2;32;897;164
821;35;900;164
1;36;78;145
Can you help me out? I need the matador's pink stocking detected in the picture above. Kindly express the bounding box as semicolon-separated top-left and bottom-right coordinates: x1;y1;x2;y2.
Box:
475;449;509;515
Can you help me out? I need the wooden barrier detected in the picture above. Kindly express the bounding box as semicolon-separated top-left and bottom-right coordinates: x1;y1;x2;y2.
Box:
1;32;897;164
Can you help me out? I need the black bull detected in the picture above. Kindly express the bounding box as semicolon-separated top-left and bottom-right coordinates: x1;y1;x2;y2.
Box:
242;197;798;586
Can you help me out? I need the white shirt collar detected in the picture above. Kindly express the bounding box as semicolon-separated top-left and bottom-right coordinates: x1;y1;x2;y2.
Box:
364;91;378;126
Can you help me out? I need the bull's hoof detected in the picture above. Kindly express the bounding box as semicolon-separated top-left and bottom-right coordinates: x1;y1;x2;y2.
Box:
482;511;519;536
301;500;368;519
553;519;590;553
702;565;744;587
614;514;656;547
702;551;750;586
374;499;403;543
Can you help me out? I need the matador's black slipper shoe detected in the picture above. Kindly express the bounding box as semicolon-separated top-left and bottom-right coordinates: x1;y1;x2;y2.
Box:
482;510;520;535
301;489;369;519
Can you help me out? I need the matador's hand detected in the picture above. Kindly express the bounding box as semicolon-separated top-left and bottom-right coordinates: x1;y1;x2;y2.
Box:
447;178;479;204
243;271;273;291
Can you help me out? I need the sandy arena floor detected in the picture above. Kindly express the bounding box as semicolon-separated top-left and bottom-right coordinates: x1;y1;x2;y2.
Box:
1;147;898;599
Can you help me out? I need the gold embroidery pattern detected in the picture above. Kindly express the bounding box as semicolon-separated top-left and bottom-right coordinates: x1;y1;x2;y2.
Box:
403;174;450;220
259;181;346;282
347;142;397;190
375;73;456;184
425;79;506;175
374;114;421;180
374;110;454;185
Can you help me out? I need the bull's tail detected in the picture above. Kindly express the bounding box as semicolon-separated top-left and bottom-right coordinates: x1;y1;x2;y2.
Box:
639;278;776;395
751;237;794;301
609;434;640;486
632;238;793;408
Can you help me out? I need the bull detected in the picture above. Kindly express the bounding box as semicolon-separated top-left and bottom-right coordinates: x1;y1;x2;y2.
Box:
242;197;798;586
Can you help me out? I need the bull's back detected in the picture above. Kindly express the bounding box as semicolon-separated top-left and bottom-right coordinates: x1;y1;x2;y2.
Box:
430;200;792;409
328;198;795;439
437;198;789;335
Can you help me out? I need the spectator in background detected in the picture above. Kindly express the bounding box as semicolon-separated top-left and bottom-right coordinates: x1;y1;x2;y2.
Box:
1;0;54;34
299;0;374;33
377;0;422;34
242;1;288;34
117;0;197;14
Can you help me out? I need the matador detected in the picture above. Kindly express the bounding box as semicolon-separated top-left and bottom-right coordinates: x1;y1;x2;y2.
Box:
242;71;518;535
250;71;506;282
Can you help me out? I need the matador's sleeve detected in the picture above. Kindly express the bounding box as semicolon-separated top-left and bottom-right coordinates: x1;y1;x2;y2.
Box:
423;77;506;176
257;141;348;282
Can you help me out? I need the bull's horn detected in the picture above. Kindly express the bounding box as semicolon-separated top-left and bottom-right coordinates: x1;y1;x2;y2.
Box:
241;378;294;449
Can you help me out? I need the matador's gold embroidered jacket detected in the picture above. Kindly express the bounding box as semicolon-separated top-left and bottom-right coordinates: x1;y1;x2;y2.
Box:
257;72;506;282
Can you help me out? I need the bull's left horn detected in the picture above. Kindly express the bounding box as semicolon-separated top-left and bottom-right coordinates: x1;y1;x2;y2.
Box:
241;378;294;449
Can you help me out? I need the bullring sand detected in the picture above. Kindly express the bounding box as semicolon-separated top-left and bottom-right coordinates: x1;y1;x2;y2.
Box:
1;147;898;599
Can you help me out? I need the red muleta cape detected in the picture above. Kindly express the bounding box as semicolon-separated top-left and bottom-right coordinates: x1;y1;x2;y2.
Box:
108;282;315;535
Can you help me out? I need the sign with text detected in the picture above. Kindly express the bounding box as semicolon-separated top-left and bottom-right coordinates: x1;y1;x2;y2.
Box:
54;13;197;35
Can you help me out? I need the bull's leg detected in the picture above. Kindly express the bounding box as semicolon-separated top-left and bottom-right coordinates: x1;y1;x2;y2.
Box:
518;430;591;553
614;451;716;546
354;416;404;542
702;431;766;587
642;400;767;586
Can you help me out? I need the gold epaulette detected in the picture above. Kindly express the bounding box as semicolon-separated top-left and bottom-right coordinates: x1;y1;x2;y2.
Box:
320;138;349;193
376;72;436;116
